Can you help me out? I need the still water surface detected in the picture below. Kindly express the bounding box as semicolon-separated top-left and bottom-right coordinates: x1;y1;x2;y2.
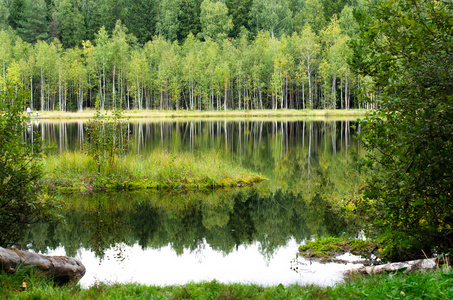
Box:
25;119;363;287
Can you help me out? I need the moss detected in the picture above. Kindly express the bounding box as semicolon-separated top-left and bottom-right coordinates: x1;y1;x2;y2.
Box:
299;237;377;262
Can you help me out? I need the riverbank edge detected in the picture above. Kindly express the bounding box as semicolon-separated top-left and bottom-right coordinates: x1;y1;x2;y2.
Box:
1;267;451;299
28;108;371;120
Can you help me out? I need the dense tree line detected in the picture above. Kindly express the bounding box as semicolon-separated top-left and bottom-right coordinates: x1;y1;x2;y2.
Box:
0;0;374;111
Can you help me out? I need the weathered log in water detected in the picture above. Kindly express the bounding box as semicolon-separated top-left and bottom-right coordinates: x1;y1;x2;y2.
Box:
345;257;452;276
0;247;86;284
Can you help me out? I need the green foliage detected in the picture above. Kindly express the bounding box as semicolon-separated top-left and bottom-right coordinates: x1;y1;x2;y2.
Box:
248;0;293;38
124;0;158;44
16;0;50;43
155;0;181;42
57;0;86;48
0;90;55;247
351;0;453;260
84;109;129;174
8;0;25;30
300;0;326;34
199;0;233;42
225;0;252;38
177;0;202;41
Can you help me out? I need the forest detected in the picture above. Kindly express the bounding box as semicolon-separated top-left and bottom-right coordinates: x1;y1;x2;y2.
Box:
0;0;373;111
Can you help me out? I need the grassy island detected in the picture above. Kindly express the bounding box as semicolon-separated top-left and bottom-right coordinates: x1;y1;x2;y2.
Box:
42;151;265;192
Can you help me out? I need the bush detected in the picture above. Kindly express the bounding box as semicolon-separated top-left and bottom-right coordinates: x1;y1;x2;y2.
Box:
351;0;453;260
0;90;55;247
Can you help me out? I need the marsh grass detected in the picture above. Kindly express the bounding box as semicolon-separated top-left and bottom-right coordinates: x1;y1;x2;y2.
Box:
2;268;452;299
42;151;265;192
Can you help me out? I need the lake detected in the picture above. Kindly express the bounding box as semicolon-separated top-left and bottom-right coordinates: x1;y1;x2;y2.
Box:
24;118;363;287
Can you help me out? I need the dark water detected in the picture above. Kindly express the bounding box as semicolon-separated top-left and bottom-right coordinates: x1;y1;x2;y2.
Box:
24;119;363;287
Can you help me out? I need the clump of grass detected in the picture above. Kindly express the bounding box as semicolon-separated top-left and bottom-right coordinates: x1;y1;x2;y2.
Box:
298;236;377;261
42;151;265;192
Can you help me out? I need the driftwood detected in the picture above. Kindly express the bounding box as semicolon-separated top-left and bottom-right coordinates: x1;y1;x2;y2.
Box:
345;257;452;276
0;247;86;284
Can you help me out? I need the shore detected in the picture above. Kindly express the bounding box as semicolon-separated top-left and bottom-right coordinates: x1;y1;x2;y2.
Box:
29;109;370;120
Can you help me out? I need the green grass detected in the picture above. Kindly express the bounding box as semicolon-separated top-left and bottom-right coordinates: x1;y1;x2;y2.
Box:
42;151;265;192
1;267;452;299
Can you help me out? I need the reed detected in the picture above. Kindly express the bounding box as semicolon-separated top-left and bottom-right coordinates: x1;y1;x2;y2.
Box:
42;151;265;192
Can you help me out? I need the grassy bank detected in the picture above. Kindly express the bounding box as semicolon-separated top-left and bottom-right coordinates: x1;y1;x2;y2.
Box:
30;109;370;120
1;267;451;299
42;151;265;192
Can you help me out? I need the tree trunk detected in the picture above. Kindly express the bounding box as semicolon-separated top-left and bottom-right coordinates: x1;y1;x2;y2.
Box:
346;257;453;276
112;65;116;109
0;247;86;285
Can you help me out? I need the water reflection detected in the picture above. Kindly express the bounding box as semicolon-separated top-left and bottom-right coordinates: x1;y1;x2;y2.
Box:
24;119;362;286
26;186;347;259
29;120;360;184
30;120;358;157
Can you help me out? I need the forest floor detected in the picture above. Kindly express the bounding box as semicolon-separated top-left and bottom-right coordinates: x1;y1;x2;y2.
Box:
30;108;370;120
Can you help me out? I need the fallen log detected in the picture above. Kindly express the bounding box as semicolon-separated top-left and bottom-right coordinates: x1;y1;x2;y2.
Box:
0;247;86;284
345;256;452;276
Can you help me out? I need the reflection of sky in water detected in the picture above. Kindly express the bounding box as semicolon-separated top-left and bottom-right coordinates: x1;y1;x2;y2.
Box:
44;239;363;288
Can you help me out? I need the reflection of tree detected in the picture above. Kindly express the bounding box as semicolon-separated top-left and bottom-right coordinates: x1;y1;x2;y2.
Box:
25;186;350;261
162;204;204;255
127;201;159;249
251;190;296;260
84;196;131;260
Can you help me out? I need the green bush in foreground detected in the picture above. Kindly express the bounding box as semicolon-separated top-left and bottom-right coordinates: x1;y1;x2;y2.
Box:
1;267;452;299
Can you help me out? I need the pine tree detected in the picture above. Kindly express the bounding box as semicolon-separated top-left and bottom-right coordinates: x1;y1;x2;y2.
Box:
225;0;252;39
8;0;25;30
124;0;158;44
177;0;202;42
58;0;86;48
17;0;50;44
